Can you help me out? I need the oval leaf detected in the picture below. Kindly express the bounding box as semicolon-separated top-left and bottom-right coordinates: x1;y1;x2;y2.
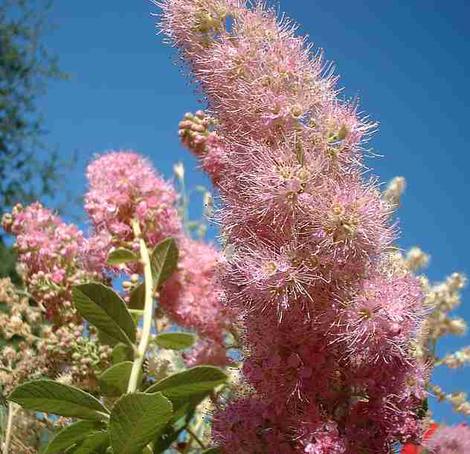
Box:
107;248;139;266
154;332;196;350
44;421;101;454
71;431;109;454
8;380;108;420
73;282;136;345
99;361;135;396
150;238;179;289
110;392;173;454
146;366;227;398
112;343;134;364
129;282;145;310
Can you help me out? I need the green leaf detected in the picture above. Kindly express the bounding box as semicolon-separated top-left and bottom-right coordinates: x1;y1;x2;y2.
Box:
112;343;134;364
109;392;173;454
106;248;139;265
73;283;136;346
71;431;109;454
98;331;120;348
44;421;101;454
150;238;179;289
154;332;196;350
99;361;135;396
202;449;221;454
153;411;194;453
8;380;108;420
128;282;145;310
146;366;227;418
146;366;227;397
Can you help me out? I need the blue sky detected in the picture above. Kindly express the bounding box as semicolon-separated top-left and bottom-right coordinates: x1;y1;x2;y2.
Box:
39;0;469;424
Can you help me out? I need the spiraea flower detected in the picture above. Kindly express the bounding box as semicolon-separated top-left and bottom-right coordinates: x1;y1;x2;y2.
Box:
160;238;232;364
85;150;231;365
84;150;182;266
423;424;470;454
335;271;424;363
184;338;231;367
2;203;100;322
160;0;428;452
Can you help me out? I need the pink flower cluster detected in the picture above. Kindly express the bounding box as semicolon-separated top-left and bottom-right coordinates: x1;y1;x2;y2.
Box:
423;424;470;454
84;151;182;258
160;1;428;452
2;203;100;322
160;238;231;342
3;151;230;361
84;150;230;364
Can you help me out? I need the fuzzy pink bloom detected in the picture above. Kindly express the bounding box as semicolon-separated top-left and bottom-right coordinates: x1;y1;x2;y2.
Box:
184;338;230;367
212;398;295;454
304;422;346;454
334;271;424;363
2;203;100;322
160;238;230;342
160;0;427;452
85;151;231;363
84;151;182;268
423;425;470;454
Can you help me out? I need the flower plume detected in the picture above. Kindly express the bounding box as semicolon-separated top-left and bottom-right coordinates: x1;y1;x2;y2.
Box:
159;0;429;452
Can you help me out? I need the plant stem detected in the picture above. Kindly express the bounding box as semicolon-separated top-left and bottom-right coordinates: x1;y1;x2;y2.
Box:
3;402;17;454
127;220;154;393
186;425;206;450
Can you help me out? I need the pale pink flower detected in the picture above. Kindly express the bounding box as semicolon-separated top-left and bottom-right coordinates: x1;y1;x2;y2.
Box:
184;338;230;367
160;238;230;342
334;271;424;363
159;0;427;451
424;424;470;454
84;150;182;268
2;203;100;322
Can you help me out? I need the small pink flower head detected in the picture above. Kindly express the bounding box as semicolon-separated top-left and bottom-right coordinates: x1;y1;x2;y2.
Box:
2;203;99;321
212;398;295;454
310;100;376;171
218;139;326;242
159;0;239;55
159;238;231;341
84;151;182;261
335;271;424;363
184;338;230;367
309;177;395;277
423;424;470;454
303;421;346;454
3;203;82;267
225;242;323;315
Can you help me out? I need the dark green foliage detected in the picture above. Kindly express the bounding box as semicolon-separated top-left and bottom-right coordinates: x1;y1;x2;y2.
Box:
109;392;173;454
0;238;21;284
73;283;136;347
149;238;179;290
154;332;196;351
8;380;109;420
0;0;67;212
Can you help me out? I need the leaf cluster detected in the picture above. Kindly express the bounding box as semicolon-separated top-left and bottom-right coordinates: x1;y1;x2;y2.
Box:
7;238;227;453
